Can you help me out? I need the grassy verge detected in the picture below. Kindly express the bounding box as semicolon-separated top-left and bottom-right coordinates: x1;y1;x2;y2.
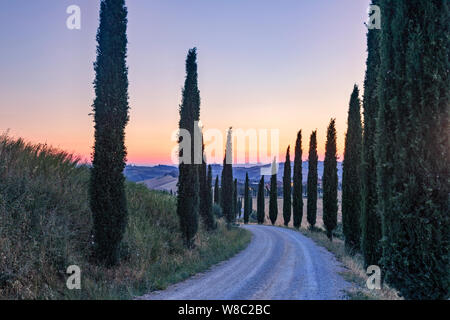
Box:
296;226;400;300
0;135;251;299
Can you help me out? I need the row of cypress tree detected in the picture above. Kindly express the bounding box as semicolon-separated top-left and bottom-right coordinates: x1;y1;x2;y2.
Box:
339;0;449;299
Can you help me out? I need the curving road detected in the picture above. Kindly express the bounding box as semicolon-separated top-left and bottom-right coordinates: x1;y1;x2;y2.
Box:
139;225;353;300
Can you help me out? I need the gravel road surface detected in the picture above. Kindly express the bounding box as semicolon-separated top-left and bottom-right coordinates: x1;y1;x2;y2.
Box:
139;225;353;300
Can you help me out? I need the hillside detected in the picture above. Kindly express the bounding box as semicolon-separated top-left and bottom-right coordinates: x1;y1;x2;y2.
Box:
126;162;343;185
0;135;250;299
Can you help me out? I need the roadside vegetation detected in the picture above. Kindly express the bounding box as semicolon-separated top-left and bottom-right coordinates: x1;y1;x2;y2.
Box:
0;135;251;299
296;225;400;300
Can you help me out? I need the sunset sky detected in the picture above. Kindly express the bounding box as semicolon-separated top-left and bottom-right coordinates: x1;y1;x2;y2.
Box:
0;0;370;165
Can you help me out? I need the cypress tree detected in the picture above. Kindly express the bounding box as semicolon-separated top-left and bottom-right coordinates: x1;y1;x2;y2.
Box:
342;85;362;252
361;0;383;268
375;0;449;299
248;189;253;215
257;176;265;224
269;158;278;225
293;130;303;229
200;161;216;231
243;173;250;224
306;131;318;229
282;146;292;226
90;0;129;267
233;178;238;219
177;48;201;248
214;175;220;204
323;119;338;241
237;197;242;219
221;128;234;225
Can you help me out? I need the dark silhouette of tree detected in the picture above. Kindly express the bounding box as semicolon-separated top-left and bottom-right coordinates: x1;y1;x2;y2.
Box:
282;146;292;226
306;131;318;229
361;0;382;268
214;175;220;205
375;0;449;299
269;158;278;225
243;173;250;224
176;48;201;248
342;85;362;252
323;119;338;240
293;131;303;229
221;128;234;225
257;176;265;224
90;0;130;267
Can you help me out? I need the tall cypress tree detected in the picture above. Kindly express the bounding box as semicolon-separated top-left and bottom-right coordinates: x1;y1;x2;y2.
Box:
323;119;338;241
233;178;238;219
90;0;129;267
293;130;303;229
269;158;278;225
307;131;318;229
243;173;250;224
214;175;220;204
177;48;200;248
222;128;234;225
376;0;449;299
342;85;362;252
257;175;265;224
282;146;292;226
361;0;383;268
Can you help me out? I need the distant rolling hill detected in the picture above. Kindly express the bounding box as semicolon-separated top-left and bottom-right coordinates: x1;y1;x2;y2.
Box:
124;162;342;193
138;175;178;193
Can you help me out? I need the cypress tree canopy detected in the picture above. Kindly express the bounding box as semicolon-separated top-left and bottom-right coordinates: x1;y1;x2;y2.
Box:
90;0;129;267
177;48;201;248
257;175;265;224
269;158;278;225
222;128;234;225
293;130;303;229
244;173;250;224
307;131;318;229
361;0;382;268
323;119;338;241
342;85;362;252
283;146;292;226
376;0;449;299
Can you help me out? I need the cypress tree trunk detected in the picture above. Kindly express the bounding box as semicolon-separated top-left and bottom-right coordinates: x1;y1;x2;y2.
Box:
282;146;292;226
214;176;220;204
323;119;338;241
293;130;303;229
222;128;234;225
342;85;362;252
269;158;278;225
361;0;383;268
243;173;250;224
177;48;201;248
90;0;129;267
257;176;265;224
376;0;449;299
307;131;318;229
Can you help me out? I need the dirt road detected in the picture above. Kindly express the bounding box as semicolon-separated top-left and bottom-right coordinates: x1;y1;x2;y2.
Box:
139;225;352;300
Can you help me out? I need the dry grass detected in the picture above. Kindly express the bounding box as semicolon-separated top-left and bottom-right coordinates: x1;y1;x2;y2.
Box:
0;135;251;300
